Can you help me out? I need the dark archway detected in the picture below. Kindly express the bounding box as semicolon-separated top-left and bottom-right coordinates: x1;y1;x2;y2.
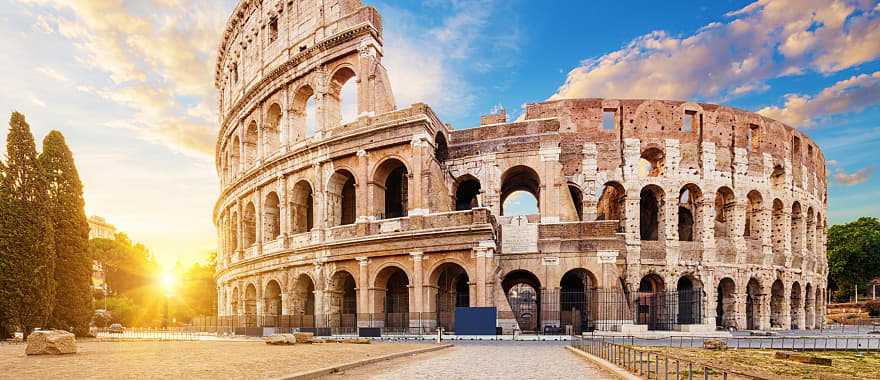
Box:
502;270;542;333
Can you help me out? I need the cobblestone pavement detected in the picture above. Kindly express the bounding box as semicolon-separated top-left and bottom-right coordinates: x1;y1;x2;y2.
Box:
329;341;612;380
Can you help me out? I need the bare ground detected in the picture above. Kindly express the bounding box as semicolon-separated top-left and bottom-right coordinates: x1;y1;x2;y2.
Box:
0;340;435;379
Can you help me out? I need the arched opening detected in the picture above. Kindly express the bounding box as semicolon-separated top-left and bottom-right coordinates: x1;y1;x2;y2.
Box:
716;278;736;330
678;184;703;241
263;192;281;242
745;190;763;239
264;103;282;155
292;274;316;327
805;283;815;329
231;136;241;177
454;176;481;211
434;132;448;164
770;165;785;191
500;166;541;216
502;270;542;333
639;147;665;177
560;269;597;333
772;199;785;265
567;183;584;221
328;271;357;331
746;278;762;330
676;276;702;325
637;274;668;330
231;287;240;315
640;185;665;241
329;67;358;127
291;180;314;233
264;280;282;316
374;266;410;332
597;181;625;223
714;187;736;239
432;263;470;332
328;170;357;226
243;202;257;248
244;121;258;169
373;159;409;219
791;281;802;330
244;283;257;317
291;85;317;140
770;279;785;328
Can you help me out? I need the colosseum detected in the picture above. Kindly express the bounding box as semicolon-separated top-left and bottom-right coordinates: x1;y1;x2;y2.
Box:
213;0;828;335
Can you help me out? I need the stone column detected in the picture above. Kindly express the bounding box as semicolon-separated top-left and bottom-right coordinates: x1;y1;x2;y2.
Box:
356;149;370;221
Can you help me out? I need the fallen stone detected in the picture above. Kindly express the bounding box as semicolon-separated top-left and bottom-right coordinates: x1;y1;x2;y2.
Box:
26;330;76;355
703;339;728;350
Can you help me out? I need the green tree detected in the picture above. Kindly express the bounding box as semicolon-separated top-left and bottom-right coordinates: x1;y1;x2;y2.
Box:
40;131;93;336
0;112;55;338
827;217;880;301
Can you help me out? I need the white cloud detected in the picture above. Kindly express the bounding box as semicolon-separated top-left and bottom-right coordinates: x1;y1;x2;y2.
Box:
551;0;880;101
757;71;880;127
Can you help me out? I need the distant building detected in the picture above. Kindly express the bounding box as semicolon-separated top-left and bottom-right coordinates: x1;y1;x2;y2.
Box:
88;215;116;240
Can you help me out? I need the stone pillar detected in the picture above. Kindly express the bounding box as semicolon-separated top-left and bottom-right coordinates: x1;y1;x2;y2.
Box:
356;256;369;326
356;149;370;222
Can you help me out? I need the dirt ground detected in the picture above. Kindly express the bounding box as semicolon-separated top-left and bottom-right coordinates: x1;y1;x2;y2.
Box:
0;340;435;379
655;347;880;380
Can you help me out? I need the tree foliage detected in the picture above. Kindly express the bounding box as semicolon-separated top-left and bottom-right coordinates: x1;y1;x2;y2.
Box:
827;217;880;301
40;131;93;336
0;112;55;338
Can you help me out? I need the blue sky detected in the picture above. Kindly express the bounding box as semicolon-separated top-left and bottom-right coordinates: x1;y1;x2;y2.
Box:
0;0;878;265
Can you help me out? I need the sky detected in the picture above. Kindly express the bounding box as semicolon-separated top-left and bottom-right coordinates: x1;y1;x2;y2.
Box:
1;0;878;268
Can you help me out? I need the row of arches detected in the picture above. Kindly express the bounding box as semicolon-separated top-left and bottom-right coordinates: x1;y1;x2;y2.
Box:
221;67;359;183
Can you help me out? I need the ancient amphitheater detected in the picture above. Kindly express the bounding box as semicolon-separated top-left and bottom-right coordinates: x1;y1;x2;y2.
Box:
214;0;827;334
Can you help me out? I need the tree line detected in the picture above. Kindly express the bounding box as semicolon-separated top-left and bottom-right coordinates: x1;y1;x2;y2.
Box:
0;112;92;338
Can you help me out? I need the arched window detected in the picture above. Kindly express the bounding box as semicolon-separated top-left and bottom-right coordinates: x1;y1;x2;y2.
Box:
264;103;282;154
454;176;481;211
373;159;409;219
328;170;357;226
291;180;314;233
501;166;540;216
263;192;280;241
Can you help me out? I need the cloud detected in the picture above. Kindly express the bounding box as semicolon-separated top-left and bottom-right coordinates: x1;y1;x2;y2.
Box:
833;166;874;186
17;0;228;159
551;0;880;101
757;71;880;127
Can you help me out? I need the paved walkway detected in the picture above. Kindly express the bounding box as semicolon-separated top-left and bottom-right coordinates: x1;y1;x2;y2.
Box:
328;341;612;379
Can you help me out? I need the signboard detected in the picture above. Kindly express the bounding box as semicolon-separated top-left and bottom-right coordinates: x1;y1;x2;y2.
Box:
502;215;538;253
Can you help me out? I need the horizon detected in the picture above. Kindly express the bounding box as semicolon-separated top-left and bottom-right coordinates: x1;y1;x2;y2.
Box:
2;0;878;269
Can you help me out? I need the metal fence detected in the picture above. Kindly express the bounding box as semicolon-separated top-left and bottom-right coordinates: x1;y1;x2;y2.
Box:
570;336;744;379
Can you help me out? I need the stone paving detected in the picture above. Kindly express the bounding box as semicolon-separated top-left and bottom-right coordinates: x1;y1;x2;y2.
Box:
329;341;612;379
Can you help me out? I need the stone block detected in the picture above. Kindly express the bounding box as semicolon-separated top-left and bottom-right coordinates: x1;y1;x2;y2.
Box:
25;330;76;355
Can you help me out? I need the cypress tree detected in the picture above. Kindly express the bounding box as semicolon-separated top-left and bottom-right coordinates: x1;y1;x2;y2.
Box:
41;131;92;336
1;112;55;338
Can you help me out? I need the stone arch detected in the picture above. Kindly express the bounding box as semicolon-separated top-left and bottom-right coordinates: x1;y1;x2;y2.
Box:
291;180;314;233
373;265;410;331
639;147;665;177
328;66;358;127
714;186;736;239
434;131;448;164
264;103;282;155
328;169;357;226
372;157;410;219
640;185;665;241
430;262;470;332
560;268;597;333
716;277;737;329
291;84;317;139
678;184;703;242
454;175;481;211
291;273;316;323
772;199;786;265
597;181;625;223
676;275;703;325
263;191;281;241
264;279;283;316
791;281;802;329
243;201;257;248
770;279;785;328
500;165;541;216
327;270;357;329
745;190;763;239
746;277;763;330
244;121;258;169
502;270;543;333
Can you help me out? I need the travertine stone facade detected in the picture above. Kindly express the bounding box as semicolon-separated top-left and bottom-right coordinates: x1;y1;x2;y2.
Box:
214;0;827;332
